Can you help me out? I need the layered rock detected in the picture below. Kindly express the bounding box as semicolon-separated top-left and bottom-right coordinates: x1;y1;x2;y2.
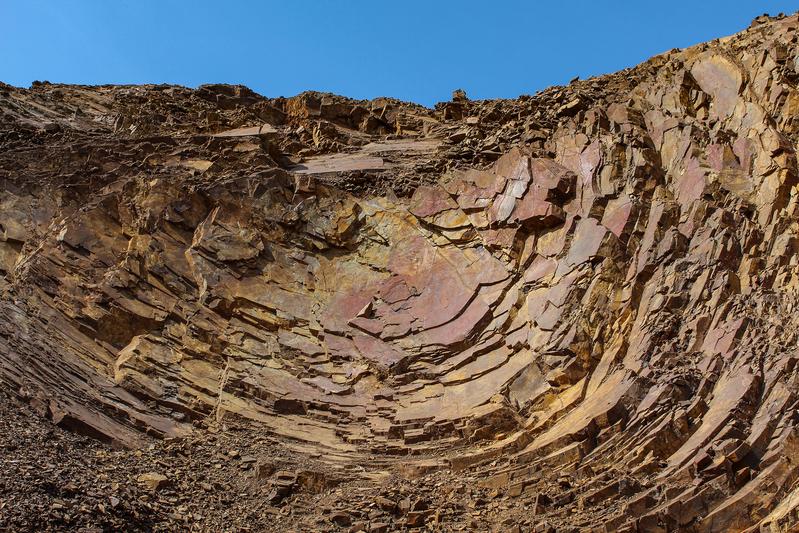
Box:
3;12;799;531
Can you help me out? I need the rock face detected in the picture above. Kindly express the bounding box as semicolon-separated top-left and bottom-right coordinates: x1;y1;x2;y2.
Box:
3;12;799;532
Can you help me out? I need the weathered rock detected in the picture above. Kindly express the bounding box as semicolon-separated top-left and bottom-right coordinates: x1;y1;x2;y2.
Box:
2;11;799;533
136;472;170;491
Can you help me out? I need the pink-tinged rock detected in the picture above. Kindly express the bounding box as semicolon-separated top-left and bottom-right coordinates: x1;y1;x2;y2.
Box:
708;142;753;197
644;109;680;151
322;290;377;334
480;227;518;250
535;301;563;331
530;158;576;191
563;218;608;268
348;316;384;336
601;196;633;238
690;53;743;120
448;169;502;210
524;255;556;284
352;333;408;372
579;140;602;183
382;233;510;333
489;158;575;230
376;276;415;304
554;135;596;214
407;271;475;331
525;289;548;324
323;333;358;359
278;330;325;356
545;269;584;308
701;317;749;359
376;309;415;341
420;297;492;346
409;185;459;218
707;144;740;172
676;157;708;208
488;193;518;225
732;136;753;172
511;194;565;229
495;147;532;183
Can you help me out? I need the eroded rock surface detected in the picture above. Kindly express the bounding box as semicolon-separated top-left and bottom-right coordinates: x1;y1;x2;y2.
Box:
3;12;799;532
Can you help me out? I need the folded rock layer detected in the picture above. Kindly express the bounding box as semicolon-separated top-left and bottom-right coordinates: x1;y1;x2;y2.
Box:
3;12;799;532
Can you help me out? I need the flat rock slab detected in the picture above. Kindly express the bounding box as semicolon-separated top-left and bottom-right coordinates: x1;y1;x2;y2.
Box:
289;153;389;174
211;124;278;137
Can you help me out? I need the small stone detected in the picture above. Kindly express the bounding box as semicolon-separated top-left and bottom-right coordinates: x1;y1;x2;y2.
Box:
330;511;352;527
374;495;397;513
370;523;390;533
136;472;170;491
349;521;367;532
405;510;431;528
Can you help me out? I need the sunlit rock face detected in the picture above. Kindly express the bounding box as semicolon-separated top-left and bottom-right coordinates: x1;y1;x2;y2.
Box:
4;13;799;531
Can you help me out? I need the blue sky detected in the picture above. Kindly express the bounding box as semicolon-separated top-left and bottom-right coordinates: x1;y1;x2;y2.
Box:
2;1;797;106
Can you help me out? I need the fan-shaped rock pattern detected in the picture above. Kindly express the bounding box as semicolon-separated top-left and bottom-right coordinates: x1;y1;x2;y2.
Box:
3;12;799;532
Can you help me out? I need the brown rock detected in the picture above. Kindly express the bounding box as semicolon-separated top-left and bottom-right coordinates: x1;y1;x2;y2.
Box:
2;13;799;533
136;472;170;491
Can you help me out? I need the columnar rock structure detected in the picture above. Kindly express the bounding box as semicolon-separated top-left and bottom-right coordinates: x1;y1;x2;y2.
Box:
3;12;799;532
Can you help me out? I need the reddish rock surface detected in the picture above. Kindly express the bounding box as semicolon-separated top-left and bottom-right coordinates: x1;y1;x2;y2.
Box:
3;12;799;532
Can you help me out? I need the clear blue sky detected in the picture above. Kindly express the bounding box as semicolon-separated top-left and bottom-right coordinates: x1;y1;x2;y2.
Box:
2;1;797;106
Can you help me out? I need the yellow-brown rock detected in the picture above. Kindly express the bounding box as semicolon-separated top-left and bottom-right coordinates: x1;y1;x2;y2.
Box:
3;12;799;532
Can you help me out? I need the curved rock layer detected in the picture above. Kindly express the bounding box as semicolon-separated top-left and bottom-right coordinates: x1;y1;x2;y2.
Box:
3;12;799;532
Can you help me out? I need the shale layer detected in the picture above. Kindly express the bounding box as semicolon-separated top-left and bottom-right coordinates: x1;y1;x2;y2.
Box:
3;13;799;532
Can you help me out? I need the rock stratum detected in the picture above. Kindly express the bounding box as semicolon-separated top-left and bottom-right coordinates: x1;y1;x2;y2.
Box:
3;13;799;533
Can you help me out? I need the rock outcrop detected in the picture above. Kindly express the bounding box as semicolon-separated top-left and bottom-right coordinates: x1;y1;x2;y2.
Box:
3;12;799;532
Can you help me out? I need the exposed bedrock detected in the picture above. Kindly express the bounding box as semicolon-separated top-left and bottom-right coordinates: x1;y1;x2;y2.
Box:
3;12;799;532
